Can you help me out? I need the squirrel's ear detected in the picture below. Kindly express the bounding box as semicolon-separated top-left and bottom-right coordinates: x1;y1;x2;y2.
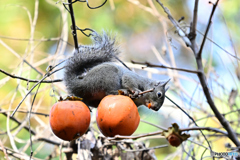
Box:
155;79;171;87
161;78;171;87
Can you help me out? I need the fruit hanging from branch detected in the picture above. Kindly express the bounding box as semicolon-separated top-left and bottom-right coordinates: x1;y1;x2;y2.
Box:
49;97;91;141
162;123;190;147
96;95;140;137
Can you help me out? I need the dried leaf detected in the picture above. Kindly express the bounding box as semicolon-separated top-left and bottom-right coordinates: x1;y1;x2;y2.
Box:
228;89;238;107
236;67;240;81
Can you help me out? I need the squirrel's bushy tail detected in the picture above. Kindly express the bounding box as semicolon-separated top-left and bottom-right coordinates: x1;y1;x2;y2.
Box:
64;31;119;87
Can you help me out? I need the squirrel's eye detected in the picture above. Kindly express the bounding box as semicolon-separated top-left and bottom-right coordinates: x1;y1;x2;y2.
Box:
157;92;162;98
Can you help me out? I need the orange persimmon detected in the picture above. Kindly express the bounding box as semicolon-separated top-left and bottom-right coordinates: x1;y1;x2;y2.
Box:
49;100;91;141
96;95;140;137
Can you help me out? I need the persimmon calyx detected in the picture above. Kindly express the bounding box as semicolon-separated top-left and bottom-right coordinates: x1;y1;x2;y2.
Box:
58;96;92;112
59;95;83;101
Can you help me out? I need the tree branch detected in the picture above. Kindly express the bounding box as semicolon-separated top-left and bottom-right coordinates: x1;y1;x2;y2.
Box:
197;1;219;59
131;60;201;74
196;65;240;147
0;109;36;135
189;0;199;54
0;146;38;160
0;68;62;83
108;126;237;141
155;0;240;148
11;67;64;117
67;0;79;52
194;0;240;149
155;0;191;46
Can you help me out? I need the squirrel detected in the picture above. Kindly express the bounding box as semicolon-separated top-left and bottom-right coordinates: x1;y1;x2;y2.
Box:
63;31;170;111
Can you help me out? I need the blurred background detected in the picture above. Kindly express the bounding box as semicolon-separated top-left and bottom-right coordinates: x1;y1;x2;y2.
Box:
0;0;239;159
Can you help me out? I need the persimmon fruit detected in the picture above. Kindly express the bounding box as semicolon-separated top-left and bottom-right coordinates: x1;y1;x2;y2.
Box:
96;95;140;137
49;100;91;141
167;134;182;147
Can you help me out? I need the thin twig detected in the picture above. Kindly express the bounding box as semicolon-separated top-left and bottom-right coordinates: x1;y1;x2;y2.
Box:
11;67;64;117
108;131;163;141
0;68;62;83
0;35;60;41
34;137;64;146
108;125;233;142
140;119;167;130
218;7;240;63
131;60;201;74
195;29;240;61
180;127;229;136
0;140;9;160
197;1;219;59
165;95;213;153
0;109;49;117
0;39;43;76
124;144;168;152
29;82;41;158
0;146;30;160
0;110;36;135
155;0;191;46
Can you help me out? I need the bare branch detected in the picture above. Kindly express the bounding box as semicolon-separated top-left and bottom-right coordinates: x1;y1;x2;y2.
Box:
194;0;240;149
197;1;219;58
180;127;228;136
123;144;168;152
67;0;79;52
189;0;199;54
108;125;235;141
155;0;192;46
0;140;9;160
0;35;58;41
0;110;49;117
195;29;240;61
11;67;64;117
0;109;36;135
0;68;62;83
196;67;240;147
108;131;163;141
140;119;167;130
131;60;201;74
0;39;43;76
192;0;198;35
154;0;240;148
0;146;39;160
34;137;63;146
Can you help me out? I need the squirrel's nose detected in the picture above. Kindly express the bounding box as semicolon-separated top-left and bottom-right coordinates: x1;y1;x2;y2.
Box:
148;102;162;111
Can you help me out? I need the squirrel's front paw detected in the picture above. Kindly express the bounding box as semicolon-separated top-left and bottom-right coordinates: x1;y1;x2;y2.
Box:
118;89;142;99
130;90;142;99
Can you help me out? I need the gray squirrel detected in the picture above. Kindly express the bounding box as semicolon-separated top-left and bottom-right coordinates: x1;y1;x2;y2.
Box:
63;31;169;111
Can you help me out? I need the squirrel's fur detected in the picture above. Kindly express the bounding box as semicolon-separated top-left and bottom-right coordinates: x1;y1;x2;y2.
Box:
64;31;169;111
